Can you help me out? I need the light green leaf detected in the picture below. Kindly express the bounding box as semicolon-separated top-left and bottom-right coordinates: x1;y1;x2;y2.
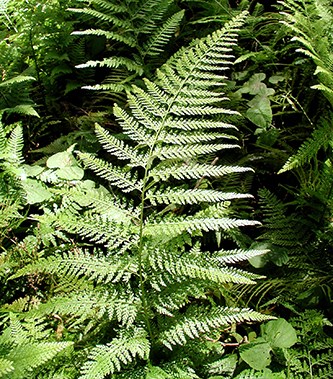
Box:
46;145;77;168
22;164;44;177
261;319;297;348
234;52;258;65
239;73;266;95
56;166;84;180
239;339;271;370
20;179;52;204
248;253;268;268
234;368;286;379
269;75;285;84
246;96;272;128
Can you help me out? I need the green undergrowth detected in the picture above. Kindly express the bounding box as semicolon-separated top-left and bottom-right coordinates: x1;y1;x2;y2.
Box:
0;0;333;378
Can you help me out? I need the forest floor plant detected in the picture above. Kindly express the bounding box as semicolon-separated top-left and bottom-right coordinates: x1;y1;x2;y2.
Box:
1;0;333;378
0;11;276;378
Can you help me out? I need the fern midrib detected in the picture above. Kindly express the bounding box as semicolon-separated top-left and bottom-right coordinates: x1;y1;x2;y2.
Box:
136;31;232;347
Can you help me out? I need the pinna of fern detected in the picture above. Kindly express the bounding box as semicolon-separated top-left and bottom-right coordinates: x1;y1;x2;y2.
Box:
70;0;185;94
6;11;274;378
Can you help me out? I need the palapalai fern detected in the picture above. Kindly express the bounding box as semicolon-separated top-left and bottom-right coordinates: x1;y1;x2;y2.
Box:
0;313;73;379
69;0;185;93
279;0;333;173
5;11;275;378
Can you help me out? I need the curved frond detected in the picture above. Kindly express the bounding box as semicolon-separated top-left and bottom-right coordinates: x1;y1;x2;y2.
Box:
159;306;273;349
79;328;150;379
10;250;139;284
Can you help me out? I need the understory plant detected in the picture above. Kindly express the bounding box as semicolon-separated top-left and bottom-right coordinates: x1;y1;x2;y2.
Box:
0;11;275;378
70;0;185;95
243;0;333;312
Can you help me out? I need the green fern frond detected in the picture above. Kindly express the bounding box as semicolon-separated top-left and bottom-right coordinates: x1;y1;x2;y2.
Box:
113;104;155;145
72;29;136;47
165;119;237;131
6;342;73;379
78;0;127;13
215;248;270;264
144;217;259;241
155;143;239;159
146;188;251;205
77;152;143;192
79;328;150;379
149;162;253;181
142;10;185;57
133;0;174;33
0;75;35;87
280;0;333;104
76;57;144;75
57;210;139;252
254;188;306;255
95;123;148;167
279;116;333;173
159;306;272;349
0;74;38;117
160;131;237;144
10;250;139;284
152;280;208;316
69;7;131;28
28;289;138;329
0;358;14;377
149;249;262;285
71;0;184;93
4;124;24;165
65;184;139;223
2;10;276;378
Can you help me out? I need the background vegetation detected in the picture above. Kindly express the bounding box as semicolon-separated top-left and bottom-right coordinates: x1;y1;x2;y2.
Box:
0;0;332;378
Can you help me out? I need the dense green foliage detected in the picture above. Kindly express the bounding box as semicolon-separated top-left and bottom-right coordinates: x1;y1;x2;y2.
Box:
0;0;333;378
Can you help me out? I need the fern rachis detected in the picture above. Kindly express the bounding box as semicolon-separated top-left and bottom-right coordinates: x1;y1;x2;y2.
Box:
5;11;274;378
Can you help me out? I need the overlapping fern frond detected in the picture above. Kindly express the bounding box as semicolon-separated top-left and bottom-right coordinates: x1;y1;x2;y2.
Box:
279;0;333;172
70;0;185;93
0;314;73;379
6;11;274;378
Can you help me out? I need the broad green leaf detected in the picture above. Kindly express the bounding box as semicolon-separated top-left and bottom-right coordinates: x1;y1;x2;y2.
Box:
269;75;285;84
21;179;52;204
239;338;271;370
261;319;297;348
0;75;35;87
246;96;272;128
46;145;77;168
239;73;266;95
56;166;84;180
249;254;268;268
22;164;44;177
256;128;279;147
234;52;258;65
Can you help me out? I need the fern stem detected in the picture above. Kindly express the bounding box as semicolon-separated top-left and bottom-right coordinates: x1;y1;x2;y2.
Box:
137;181;154;345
